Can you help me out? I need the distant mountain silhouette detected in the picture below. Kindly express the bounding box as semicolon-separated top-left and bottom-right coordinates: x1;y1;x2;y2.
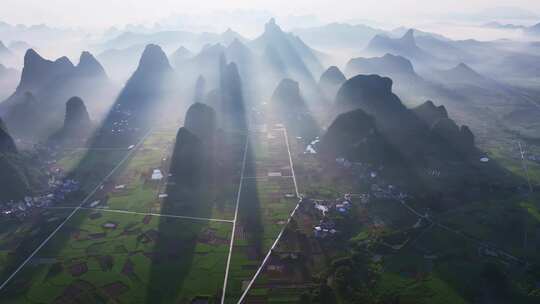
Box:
484;21;525;30
225;39;255;81
115;44;172;115
366;29;433;61
226;39;252;66
193;75;206;104
271;79;307;110
182;43;226;90
0;49;111;139
16;49;75;93
319;66;346;101
184;102;216;143
63;96;91;131
335;74;476;160
169;46;193;68
224;38;259;101
49;96;92;145
346;54;418;79
271;78;319;139
101;30;227;52
292;22;383;50
169;127;203;188
221;28;247;45
336;74;404;116
414;35;476;64
253;18;322;88
219;62;246;130
76;51;107;78
435;63;493;87
344;53;443;103
96;44;174;146
320;109;397;164
389;27;451;42
261;45;287;84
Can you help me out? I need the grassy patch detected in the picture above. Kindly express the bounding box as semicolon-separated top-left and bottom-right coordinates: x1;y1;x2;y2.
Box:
1;210;231;303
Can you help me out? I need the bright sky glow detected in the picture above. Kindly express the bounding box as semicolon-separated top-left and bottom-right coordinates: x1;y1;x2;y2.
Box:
1;0;539;29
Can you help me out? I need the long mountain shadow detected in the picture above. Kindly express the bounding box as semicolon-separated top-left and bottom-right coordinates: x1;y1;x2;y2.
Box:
143;127;211;303
238;139;264;258
145;57;253;302
0;44;178;301
269;78;322;143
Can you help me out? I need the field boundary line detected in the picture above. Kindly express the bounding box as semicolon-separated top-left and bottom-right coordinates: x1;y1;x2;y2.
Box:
44;207;233;223
236;127;301;303
282;128;300;197
81;208;234;223
221;135;249;304
242;176;294;180
0;130;152;292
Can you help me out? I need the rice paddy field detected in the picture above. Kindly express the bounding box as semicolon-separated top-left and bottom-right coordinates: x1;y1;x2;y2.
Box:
0;127;257;304
224;128;300;303
1;209;232;303
0;209;74;284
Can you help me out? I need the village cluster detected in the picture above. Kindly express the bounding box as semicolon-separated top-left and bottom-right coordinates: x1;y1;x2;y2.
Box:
108;107;139;135
298;144;413;241
335;157;408;201
308;194;353;239
0;164;79;219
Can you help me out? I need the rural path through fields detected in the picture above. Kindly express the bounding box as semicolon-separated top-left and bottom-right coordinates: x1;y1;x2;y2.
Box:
398;197;527;265
221;135;250;304
236;127;302;304
0;130;153;292
45;206;234;223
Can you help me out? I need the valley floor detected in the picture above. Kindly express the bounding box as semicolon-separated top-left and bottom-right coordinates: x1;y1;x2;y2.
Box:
0;114;539;304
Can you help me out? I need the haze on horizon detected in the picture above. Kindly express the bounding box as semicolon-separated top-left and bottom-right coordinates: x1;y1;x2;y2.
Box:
2;0;540;32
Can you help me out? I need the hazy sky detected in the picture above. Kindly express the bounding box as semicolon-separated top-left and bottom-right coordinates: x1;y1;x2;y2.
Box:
1;0;540;29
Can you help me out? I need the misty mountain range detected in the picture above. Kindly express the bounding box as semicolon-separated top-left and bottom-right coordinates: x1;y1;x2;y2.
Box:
0;16;539;142
1;5;540;302
0;17;539;202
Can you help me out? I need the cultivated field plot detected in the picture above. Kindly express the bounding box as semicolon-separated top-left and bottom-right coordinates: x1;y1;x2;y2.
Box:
377;226;483;304
89;131;175;213
437;197;540;262
287;136;362;199
242;222;322;304
225;177;298;303
55;149;128;195
0;209;232;303
224;128;299;303
0;209;73;284
91;130;246;221
246;129;292;178
248;178;297;249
